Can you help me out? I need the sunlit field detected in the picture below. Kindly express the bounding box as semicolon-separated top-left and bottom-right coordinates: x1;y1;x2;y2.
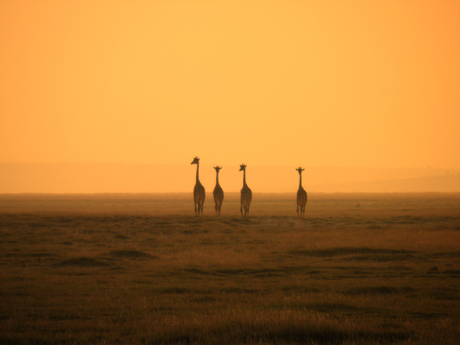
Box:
1;193;459;344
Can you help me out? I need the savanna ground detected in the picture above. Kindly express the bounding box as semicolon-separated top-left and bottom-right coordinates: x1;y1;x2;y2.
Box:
0;193;459;344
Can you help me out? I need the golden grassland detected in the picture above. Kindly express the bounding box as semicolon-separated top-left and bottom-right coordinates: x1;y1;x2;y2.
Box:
0;193;459;344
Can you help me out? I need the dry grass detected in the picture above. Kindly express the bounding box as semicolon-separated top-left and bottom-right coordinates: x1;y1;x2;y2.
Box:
0;193;459;344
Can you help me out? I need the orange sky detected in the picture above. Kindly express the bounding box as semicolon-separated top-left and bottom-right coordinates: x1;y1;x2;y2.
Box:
1;1;460;193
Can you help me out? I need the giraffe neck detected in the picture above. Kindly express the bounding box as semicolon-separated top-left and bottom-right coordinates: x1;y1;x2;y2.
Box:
243;170;247;187
299;172;302;189
216;171;219;185
196;162;200;182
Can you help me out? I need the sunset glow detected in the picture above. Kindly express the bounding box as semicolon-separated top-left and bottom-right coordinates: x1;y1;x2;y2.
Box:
1;1;459;192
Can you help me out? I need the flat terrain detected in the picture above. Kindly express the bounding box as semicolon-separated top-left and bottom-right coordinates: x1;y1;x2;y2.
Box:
0;193;459;344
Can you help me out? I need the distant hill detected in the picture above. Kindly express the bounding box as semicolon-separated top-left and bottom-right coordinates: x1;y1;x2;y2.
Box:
312;173;460;193
0;163;459;193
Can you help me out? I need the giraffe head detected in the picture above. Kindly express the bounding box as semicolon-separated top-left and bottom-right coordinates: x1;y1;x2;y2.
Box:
214;166;222;172
296;167;305;174
239;164;247;172
191;157;200;165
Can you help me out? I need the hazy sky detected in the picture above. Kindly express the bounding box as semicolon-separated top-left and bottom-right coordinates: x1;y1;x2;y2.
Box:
1;0;459;171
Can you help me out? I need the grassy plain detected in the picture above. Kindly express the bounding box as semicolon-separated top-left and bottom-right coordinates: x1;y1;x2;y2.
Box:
0;193;459;344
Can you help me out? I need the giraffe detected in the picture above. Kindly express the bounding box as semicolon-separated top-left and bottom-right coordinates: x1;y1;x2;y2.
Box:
296;167;307;221
213;166;224;216
191;157;205;215
239;164;252;217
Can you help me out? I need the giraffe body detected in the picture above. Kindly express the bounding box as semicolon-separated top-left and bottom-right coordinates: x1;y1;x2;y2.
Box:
213;166;224;216
191;157;205;215
296;167;307;220
239;164;252;217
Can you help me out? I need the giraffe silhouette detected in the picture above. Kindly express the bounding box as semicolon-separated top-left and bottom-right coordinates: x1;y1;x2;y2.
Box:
213;166;224;216
296;167;307;221
191;157;205;215
239;164;252;217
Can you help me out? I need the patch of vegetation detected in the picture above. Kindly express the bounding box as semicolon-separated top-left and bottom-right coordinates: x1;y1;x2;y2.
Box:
290;247;416;258
108;250;156;260
343;286;416;296
53;257;111;267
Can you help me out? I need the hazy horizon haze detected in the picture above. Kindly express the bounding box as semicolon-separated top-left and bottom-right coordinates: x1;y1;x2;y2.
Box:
1;163;459;194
